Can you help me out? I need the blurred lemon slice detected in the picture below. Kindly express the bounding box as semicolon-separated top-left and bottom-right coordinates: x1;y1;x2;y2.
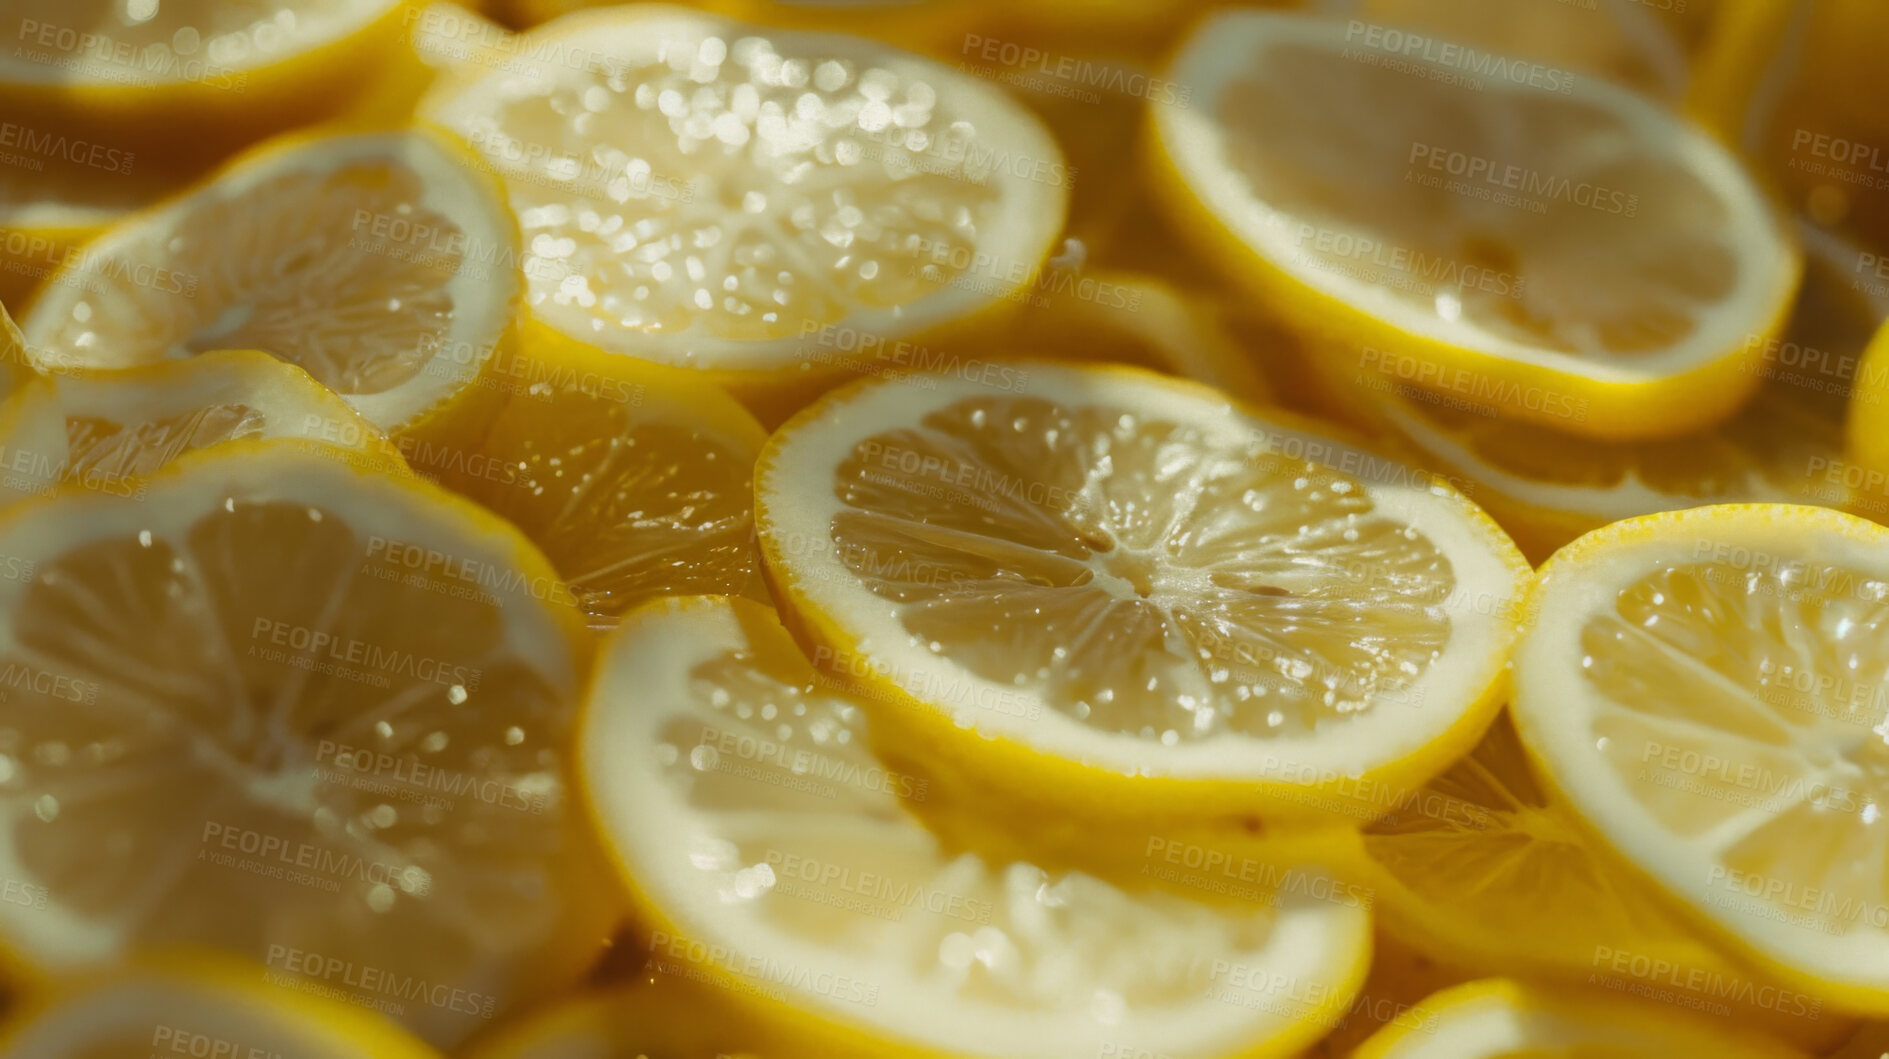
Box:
0;956;439;1058
422;353;767;628
581;594;1371;1058
460;976;858;1059
1513;504;1889;1015
755;361;1529;824
0;0;418;166
1352;978;1809;1058
19;128;522;441
1361;222;1887;561
420;4;1068;424
0;348;401;506
1313;0;1689;99
1149;10;1800;441
0;440;613;1045
1353;715;1851;1050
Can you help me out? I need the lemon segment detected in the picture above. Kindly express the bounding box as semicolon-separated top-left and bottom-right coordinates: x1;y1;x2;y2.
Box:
420;4;1068;424
0;440;614;1045
1513;504;1889;1014
0;349;403;506
755;361;1529;824
1357;222;1886;562
1148;10;1801;441
582;594;1371;1058
0;956;440;1058
1352;978;1809;1059
19;128;522;440
421;352;768;628
0;0;421;168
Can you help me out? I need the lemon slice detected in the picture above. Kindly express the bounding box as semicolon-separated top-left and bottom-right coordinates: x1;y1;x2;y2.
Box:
420;4;1068;424
754;361;1529;824
1352;714;1851;1050
0;348;402;506
0;1;417;166
1148;10;1800;441
1357;222;1886;561
1352;978;1810;1059
0;439;614;1045
422;353;768;628
582;594;1370;1057
461;976;851;1059
1513;503;1889;1014
18;128;521;441
0;956;440;1058
1313;0;1690;99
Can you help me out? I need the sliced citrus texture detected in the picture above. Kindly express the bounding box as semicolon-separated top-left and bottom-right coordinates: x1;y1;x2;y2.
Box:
0;348;401;506
18;128;522;442
0;0;419;167
581;594;1371;1058
420;4;1068;424
1312;0;1690;100
1148;10;1801;441
0;439;614;1046
460;976;863;1059
1353;222;1886;562
1513;504;1889;1015
420;351;767;628
1351;978;1809;1059
1689;0;1889;241
0;302;32;401
0;956;440;1058
1351;713;1851;1050
1845;315;1889;497
755;361;1530;824
1002;270;1272;406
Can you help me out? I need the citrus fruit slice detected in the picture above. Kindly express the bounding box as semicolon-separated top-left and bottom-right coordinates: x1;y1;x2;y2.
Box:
1351;978;1810;1059
1313;0;1690;99
1354;222;1885;562
420;353;767;628
0;956;440;1058
1148;10;1800;441
1352;713;1850;1050
754;361;1530;824
18;128;522;442
1003;270;1272;406
419;4;1068;424
0;0;419;167
0;348;401;506
1513;503;1889;1015
581;593;1371;1058
460;976;859;1059
0;439;613;1045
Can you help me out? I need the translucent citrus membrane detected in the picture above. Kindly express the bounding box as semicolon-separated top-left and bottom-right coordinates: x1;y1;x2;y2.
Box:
1361;715;1700;965
827;393;1453;742
0;960;441;1059
1371;223;1877;506
441;15;1005;348
1327;0;1687;98
0;0;383;81
1217;38;1735;360
0;352;400;507
1581;561;1889;935
423;373;764;627
0;447;602;1045
590;597;1364;1056
29;158;461;394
